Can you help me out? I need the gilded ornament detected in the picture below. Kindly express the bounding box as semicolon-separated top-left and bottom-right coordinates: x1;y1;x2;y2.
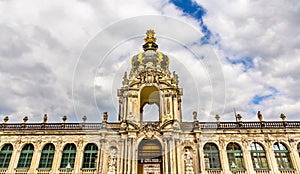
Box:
137;52;143;64
157;52;163;64
144;29;156;43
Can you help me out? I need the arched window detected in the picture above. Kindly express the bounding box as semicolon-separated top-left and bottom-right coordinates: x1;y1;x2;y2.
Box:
60;143;76;169
140;86;160;122
141;103;159;121
82;143;98;169
17;144;34;168
226;143;245;170
250;142;268;169
203;143;221;169
39;143;55;169
273;142;293;169
0;144;13;169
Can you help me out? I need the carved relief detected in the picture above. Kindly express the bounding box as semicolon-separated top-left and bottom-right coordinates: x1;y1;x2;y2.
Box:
108;147;117;174
184;148;194;174
139;122;160;139
127;112;136;122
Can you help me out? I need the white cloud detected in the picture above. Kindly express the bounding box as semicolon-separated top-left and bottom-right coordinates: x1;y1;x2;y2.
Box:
1;0;299;123
198;0;300;120
0;0;204;122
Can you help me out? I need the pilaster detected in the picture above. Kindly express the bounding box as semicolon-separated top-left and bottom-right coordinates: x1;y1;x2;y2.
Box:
7;141;21;173
197;139;205;174
29;141;42;173
52;140;62;173
163;138;169;174
74;140;84;173
242;139;254;174
288;140;300;173
219;139;230;173
98;139;106;174
264;140;280;174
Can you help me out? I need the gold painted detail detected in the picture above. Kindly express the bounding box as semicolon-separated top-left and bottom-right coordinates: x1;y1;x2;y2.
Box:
146;62;154;68
138;52;144;64
166;56;170;65
131;56;134;65
157;52;163;64
144;29;156;43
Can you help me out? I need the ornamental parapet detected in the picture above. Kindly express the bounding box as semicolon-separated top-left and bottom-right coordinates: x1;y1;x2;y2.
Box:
1;121;300;132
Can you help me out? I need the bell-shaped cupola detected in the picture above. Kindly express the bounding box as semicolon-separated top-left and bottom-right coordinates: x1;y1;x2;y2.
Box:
118;30;183;124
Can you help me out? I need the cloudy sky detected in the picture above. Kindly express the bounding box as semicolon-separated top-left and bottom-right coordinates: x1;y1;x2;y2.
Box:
1;0;300;123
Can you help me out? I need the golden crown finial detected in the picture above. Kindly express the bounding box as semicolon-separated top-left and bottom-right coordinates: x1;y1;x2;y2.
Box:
144;29;156;43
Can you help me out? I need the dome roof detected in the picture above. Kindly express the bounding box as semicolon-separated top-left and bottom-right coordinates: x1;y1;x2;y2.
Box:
131;29;170;70
131;51;169;69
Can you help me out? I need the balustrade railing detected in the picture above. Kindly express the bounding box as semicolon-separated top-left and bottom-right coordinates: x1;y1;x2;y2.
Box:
206;169;223;174
15;168;29;174
255;169;271;174
36;169;51;174
232;169;247;174
1;121;300;131
0;169;7;174
81;168;97;174
58;169;74;174
279;169;296;174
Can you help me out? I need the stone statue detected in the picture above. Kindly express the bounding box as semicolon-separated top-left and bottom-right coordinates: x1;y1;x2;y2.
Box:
122;72;129;86
172;71;179;85
193;111;198;121
43;114;47;123
257;111;263;122
108;148;117;174
184;148;194;174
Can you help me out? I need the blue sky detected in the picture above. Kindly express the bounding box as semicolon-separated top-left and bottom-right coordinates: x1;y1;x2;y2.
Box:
0;0;300;122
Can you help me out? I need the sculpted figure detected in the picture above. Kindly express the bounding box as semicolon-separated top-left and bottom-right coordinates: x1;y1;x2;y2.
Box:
108;148;117;174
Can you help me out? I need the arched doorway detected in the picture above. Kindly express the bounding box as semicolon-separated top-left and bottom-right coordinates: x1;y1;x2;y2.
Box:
138;139;162;174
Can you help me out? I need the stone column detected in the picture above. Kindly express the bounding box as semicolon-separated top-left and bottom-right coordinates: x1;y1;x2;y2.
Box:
162;96;166;118
119;139;125;174
163;138;169;174
132;138;137;174
175;139;183;174
241;140;255;174
128;99;133;116
29;141;42;173
52;141;62;173
171;138;177;174
74;141;84;173
7;142;21;173
264;140;280;173
98;139;106;174
168;139;174;173
173;95;179;120
288;141;300;173
219;140;230;173
125;95;128;119
170;95;174;119
102;148;108;173
127;138;132;174
197;140;205;174
124;138;128;174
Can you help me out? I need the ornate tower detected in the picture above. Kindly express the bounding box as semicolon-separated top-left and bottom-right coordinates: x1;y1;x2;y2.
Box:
118;30;183;123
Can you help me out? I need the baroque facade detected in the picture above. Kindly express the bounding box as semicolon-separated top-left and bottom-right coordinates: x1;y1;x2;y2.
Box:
1;30;300;174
